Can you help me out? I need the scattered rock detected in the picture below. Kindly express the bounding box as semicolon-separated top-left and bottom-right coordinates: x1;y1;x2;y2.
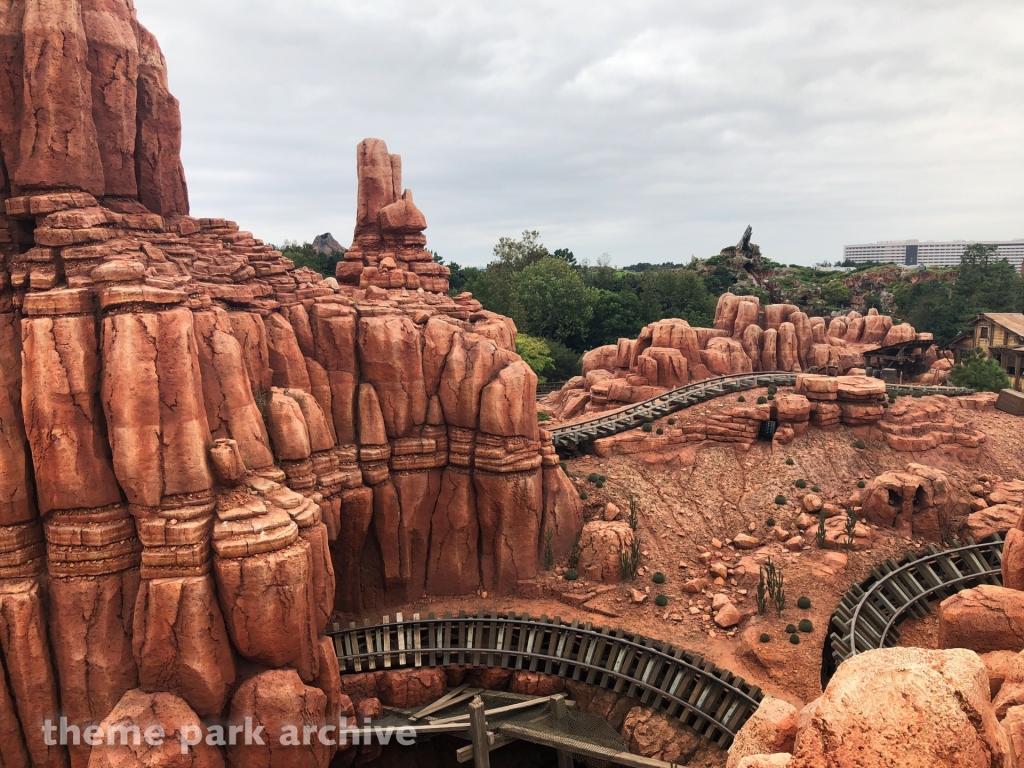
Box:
728;696;798;768
939;585;1024;654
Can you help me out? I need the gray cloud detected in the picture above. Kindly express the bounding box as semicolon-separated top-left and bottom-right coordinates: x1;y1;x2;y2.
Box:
137;0;1024;267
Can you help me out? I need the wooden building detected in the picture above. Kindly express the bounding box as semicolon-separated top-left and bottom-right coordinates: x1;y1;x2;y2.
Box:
947;313;1024;391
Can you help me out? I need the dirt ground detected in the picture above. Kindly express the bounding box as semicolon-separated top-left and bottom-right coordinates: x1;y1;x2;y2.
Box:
346;389;1024;763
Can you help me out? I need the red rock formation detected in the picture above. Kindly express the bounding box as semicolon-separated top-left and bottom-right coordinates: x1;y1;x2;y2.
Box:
0;14;583;764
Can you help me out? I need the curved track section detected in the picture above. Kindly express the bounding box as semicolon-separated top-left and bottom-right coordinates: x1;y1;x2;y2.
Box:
328;611;763;748
823;534;1005;686
546;371;974;450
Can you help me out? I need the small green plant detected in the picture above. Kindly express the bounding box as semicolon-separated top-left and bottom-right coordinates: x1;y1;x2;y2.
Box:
668;417;676;425
767;394;775;401
579;492;588;500
537;412;551;421
785;623;797;634
785;458;795;466
738;396;746;402
775;495;787;505
797;596;811;609
642;423;653;433
761;556;786;615
853;439;866;450
816;508;827;549
912;391;923;398
766;518;776;527
888;393;897;404
757;396;768;404
768;385;778;395
544;529;554;570
628;494;638;531
564;569;578;581
857;480;866;488
845;508;858;551
568;534;581;570
652;572;666;584
756;568;768;616
811;485;820;493
655;594;668;607
759;633;770;643
599;475;606;483
799;619;814;633
795;479;807;489
596;479;605;488
789;633;800;645
656;427;664;435
559;461;567;473
620;536;641;581
588;473;600;483
252;385;269;426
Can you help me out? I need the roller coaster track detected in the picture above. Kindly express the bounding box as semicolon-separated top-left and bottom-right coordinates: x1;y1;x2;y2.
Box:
546;370;975;450
328;611;763;748
823;534;1005;686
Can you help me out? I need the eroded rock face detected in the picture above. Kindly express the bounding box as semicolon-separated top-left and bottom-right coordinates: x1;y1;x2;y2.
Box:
858;463;960;540
620;706;703;764
576;521;634;583
789;648;1012;768
0;19;583;763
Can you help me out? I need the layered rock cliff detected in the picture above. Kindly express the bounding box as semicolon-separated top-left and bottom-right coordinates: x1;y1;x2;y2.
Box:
0;5;581;764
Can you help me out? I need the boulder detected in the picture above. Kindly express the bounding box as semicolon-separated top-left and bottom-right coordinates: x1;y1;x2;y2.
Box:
87;689;224;768
789;648;1012;768
728;697;798;768
576;521;634;583
859;464;958;540
967;505;1023;542
378;668;446;708
939;585;1024;654
510;672;565;696
1005;529;1024;592
620;706;703;764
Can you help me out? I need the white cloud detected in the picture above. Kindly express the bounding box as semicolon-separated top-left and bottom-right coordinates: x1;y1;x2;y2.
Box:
136;0;1024;266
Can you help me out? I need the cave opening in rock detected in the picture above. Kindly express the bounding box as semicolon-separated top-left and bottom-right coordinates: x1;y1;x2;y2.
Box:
888;489;902;507
758;419;777;441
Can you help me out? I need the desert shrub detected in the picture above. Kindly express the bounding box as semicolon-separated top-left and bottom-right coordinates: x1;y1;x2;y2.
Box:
564;570;578;580
789;633;800;644
759;633;771;643
652;572;666;584
775;495;786;505
797;596;811;609
853;439;866;449
588;473;600;483
655;594;668;607
537;412;551;421
785;458;795;466
579;492;588;500
738;396;746;402
767;394;775;401
811;485;820;493
757;396;768;404
668;417;676;425
642;423;653;433
766;518;776;527
656;428;664;435
799;619;814;632
857;480;866;488
795;479;807;489
785;623;797;633
596;479;605;488
768;385;778;395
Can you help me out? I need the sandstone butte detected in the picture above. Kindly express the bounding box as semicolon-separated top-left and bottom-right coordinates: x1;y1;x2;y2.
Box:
0;3;583;765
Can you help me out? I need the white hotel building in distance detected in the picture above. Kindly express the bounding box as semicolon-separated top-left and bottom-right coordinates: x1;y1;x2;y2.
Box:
843;239;1024;270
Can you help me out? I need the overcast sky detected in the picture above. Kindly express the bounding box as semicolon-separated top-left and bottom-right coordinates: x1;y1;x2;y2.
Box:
137;0;1024;268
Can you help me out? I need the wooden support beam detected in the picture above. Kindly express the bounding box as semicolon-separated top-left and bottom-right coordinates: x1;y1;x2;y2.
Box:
549;695;574;768
469;696;491;768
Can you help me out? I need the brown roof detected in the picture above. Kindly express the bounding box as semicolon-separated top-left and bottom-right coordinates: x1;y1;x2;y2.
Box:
976;313;1024;338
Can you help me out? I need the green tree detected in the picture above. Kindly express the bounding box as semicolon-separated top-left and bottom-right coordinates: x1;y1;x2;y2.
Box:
552;248;577;266
587;288;645;347
512;257;595;346
950;347;1011;392
278;240;346;278
819;280;852;309
514;334;556;382
545;339;583;380
493;230;550;271
639;270;716;327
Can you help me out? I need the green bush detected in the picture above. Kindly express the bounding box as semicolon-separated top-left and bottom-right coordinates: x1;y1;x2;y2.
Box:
768;385;778;395
757;396;768;404
857;480;866;488
596;479;605;488
738;396;746;402
537;412;550;421
775;495;786;505
785;623;797;634
797;596;811;609
767;394;775;401
588;473;600;483
656;428;664;435
789;633;800;645
559;462;567;472
579;492;588;500
795;479;807;489
799;619;814;633
668;417;676;425
599;475;606;482
564;570;578;581
654;594;668;607
759;633;771;643
888;393;897;404
642;423;653;433
766;518;776;527
811;485;820;493
652;572;666;584
785;458;795;466
912;391;923;398
853;440;866;450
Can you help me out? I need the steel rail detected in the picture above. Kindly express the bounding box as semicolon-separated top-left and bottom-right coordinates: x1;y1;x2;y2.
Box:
328;612;763;747
545;370;974;450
